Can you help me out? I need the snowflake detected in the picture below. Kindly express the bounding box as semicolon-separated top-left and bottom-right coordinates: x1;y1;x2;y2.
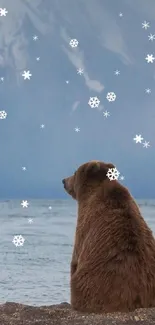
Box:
0;8;8;16
69;39;79;48
12;235;25;247
103;110;110;118
48;206;52;210
75;127;80;132
0;110;7;119
28;218;33;224
119;12;123;17
142;21;150;30
22;70;32;80
33;35;38;41
22;166;26;171
21;200;29;208
77;68;84;75
40;124;45;128
145;88;151;94
106;92;116;102
0;77;4;81
120;175;125;181
145;54;155;63
88;96;100;108
148;34;155;41
36;57;40;61
106;167;120;181
133;134;144;143
143;141;150;148
114;70;120;75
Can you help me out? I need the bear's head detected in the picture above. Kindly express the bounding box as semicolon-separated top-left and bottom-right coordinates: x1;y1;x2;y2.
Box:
62;160;115;200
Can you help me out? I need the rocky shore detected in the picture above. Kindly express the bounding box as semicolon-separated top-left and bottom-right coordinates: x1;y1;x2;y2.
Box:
0;302;155;325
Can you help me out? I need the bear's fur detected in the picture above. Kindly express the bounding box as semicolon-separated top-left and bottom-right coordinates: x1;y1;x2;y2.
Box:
62;160;155;313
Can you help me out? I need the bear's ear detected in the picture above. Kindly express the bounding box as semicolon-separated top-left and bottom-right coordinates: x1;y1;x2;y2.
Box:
106;163;115;170
84;161;115;180
85;160;100;174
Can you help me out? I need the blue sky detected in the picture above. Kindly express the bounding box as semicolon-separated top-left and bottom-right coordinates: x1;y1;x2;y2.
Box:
0;0;155;199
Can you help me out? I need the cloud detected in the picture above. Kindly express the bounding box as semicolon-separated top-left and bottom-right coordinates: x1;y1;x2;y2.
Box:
84;1;133;65
0;0;133;82
96;104;104;112
83;73;104;93
0;0;49;73
0;53;4;66
125;0;155;19
71;100;80;112
61;28;104;93
50;0;133;65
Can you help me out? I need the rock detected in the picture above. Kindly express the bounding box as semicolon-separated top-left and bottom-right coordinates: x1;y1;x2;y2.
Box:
0;302;155;325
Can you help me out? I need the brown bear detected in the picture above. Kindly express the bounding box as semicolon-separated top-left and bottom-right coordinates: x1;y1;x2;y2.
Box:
62;160;155;313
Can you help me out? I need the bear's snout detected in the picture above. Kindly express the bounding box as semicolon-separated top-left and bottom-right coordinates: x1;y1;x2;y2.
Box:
62;179;66;188
62;176;76;199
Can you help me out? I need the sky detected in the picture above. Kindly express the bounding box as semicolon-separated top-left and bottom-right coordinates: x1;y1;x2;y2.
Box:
0;0;155;199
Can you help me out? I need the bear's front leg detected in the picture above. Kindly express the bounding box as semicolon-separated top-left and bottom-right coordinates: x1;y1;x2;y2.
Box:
71;245;78;276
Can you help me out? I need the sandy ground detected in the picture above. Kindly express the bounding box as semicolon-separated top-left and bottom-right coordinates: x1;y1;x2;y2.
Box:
0;302;155;325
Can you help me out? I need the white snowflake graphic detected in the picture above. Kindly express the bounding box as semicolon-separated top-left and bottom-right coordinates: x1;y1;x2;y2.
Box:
106;167;120;181
0;110;7;119
145;88;151;94
103;111;110;118
145;54;155;63
77;68;84;75
12;235;25;247
36;57;40;61
0;77;4;81
88;96;100;108
40;124;45;128
48;206;52;210
66;80;69;84
28;218;33;224
133;134;144;144
142;21;150;30
22;166;26;171
0;8;8;16
120;175;125;181
33;35;38;41
119;12;123;17
148;34;155;41
106;92;116;102
69;39;79;48
21;200;29;208
143;141;150;148
75;127;80;132
22;70;32;80
114;70;120;75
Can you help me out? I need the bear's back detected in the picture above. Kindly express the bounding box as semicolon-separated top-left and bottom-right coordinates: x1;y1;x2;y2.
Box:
72;181;155;312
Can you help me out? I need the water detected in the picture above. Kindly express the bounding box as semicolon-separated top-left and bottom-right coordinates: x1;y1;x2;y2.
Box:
0;199;155;306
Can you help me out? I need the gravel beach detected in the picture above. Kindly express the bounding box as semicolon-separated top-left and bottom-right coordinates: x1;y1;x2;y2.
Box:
1;302;155;325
